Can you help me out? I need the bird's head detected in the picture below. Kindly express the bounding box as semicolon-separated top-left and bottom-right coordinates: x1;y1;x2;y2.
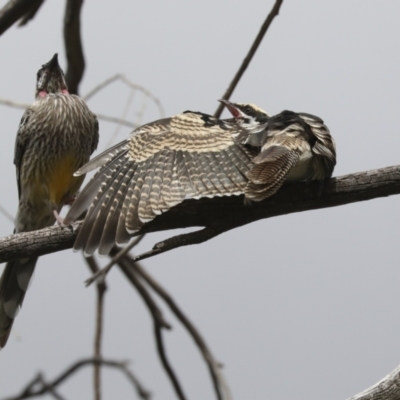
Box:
219;99;269;133
35;54;69;98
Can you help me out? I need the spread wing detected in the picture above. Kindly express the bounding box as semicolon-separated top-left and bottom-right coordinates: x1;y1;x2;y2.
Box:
65;111;254;256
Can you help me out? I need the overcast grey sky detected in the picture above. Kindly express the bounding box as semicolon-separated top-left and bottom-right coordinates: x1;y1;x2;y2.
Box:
0;1;399;399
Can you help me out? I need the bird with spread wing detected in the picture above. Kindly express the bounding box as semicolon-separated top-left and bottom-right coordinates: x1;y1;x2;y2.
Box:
64;110;258;256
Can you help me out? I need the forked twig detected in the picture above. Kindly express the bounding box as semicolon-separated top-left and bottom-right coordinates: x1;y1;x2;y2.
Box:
85;235;145;286
2;358;151;400
117;255;186;400
124;255;232;400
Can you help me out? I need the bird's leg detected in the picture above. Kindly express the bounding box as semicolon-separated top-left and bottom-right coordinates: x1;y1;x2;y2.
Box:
53;209;65;226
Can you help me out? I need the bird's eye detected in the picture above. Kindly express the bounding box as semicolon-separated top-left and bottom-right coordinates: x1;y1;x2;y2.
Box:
244;106;252;114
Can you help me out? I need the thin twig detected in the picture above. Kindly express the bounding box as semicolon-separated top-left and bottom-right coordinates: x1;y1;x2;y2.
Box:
117;255;187;400
116;251;171;330
85;256;107;400
0;203;14;223
214;0;284;118
0;98;137;129
83;74;165;118
36;375;66;400
2;358;151;400
104;89;136;149
130;228;219;265
85;235;144;286
125;256;231;400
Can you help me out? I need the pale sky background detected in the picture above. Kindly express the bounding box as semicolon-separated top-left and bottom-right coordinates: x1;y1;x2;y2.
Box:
0;1;399;399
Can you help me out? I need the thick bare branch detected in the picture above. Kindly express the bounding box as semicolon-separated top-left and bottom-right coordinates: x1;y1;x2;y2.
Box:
0;0;44;35
63;0;85;94
214;0;283;118
347;364;400;400
0;165;398;264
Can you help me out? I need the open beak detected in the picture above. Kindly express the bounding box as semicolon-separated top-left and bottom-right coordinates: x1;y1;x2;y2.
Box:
218;99;243;118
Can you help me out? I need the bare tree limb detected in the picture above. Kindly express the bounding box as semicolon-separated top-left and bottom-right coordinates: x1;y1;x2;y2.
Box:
117;256;188;400
124;256;232;400
85;256;107;400
17;0;44;26
347;364;400;400
85;235;144;286
1;358;151;400
0;0;44;35
214;0;283;118
63;0;85;94
0;165;397;264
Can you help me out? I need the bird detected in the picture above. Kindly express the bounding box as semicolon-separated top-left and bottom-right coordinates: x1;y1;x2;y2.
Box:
0;54;99;349
64;110;256;257
221;101;336;201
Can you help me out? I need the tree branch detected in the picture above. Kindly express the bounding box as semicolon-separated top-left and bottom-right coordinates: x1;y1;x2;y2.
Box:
63;0;85;94
0;165;398;264
347;364;400;400
2;358;151;400
117;256;188;400
126;257;232;400
85;256;107;400
0;0;44;35
214;0;283;118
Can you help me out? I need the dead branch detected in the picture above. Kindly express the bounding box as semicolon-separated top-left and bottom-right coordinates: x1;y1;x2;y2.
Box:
123;255;232;400
0;0;44;35
214;0;284;118
85;256;107;400
1;358;151;400
63;0;85;94
0;165;398;264
117;255;188;400
347;364;400;400
85;236;144;286
82;74;165;118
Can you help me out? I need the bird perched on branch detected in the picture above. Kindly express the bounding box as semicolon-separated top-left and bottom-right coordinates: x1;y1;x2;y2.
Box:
0;54;99;349
64;110;256;256
222;101;336;201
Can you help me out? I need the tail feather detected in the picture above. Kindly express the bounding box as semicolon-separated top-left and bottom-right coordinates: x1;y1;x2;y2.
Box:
0;257;37;349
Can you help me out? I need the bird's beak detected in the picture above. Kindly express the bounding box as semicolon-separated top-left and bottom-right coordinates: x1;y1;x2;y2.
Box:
218;99;242;118
46;53;60;71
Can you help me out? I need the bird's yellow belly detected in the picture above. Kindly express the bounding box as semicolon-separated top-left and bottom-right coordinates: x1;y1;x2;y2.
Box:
47;154;83;206
24;153;84;207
